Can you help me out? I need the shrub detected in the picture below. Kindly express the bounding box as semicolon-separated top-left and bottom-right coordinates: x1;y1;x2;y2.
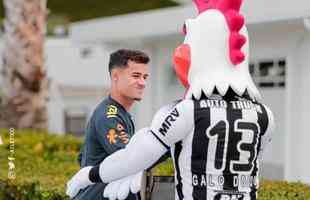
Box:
0;129;81;199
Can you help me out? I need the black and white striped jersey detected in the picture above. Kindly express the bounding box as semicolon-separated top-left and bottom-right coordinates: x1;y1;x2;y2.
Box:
150;95;274;200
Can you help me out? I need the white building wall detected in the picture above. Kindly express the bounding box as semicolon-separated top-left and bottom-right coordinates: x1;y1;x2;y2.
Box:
259;89;285;179
249;21;310;181
45;38;111;88
63;94;105;119
45;39;110;133
248;21;305;60
286;32;310;184
246;22;305;179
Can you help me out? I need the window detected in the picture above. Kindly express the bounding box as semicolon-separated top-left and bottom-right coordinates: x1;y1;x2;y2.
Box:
249;59;286;88
80;47;93;59
65;108;88;137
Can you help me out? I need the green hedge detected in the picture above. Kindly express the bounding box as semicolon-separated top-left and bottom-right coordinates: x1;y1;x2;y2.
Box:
0;0;179;21
0;129;310;200
0;129;80;200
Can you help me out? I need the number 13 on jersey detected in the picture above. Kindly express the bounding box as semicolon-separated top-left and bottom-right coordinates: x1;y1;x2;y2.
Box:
206;119;260;174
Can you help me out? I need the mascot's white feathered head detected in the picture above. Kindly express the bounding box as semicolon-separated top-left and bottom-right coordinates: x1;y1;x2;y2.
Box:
173;0;261;101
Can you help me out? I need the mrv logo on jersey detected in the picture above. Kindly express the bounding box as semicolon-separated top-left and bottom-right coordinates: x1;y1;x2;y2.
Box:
159;108;179;136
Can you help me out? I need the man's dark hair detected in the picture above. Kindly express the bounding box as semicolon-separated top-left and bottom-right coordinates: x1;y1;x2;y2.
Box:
108;49;150;75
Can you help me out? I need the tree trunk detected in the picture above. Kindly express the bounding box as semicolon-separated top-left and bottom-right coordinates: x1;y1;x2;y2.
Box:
0;0;49;129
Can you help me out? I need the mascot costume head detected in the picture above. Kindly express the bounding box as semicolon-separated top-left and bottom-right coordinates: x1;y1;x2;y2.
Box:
173;0;261;101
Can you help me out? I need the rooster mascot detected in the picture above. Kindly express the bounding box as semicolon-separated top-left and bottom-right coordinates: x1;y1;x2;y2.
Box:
67;0;274;199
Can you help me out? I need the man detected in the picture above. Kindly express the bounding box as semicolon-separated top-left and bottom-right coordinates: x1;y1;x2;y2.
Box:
74;49;150;200
67;0;275;199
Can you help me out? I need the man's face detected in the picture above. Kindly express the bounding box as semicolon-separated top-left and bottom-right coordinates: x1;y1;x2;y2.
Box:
114;60;149;101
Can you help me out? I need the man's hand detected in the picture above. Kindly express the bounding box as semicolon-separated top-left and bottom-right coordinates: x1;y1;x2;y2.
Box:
103;172;143;200
66;166;94;198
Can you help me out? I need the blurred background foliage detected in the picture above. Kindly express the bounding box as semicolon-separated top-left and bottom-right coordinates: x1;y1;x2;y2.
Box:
0;0;179;36
0;130;310;199
0;129;81;199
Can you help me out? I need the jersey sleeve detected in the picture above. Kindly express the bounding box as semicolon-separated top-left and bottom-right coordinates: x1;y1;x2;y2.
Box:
149;99;194;148
94;112;130;154
98;127;168;182
258;105;275;160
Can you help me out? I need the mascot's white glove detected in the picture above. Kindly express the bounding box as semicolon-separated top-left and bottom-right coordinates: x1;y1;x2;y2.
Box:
66;166;94;198
103;171;143;200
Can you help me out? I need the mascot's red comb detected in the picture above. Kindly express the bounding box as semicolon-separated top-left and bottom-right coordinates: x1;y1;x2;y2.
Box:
193;0;246;65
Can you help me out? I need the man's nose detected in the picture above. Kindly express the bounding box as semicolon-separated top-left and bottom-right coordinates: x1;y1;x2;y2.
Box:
137;78;146;88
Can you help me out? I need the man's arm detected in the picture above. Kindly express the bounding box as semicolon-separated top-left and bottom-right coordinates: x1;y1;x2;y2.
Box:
94;111;131;155
78;110;130;168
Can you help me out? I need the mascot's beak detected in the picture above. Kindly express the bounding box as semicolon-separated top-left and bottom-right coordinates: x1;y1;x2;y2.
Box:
173;44;191;88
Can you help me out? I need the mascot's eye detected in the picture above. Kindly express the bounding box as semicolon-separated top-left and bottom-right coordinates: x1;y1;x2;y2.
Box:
182;23;187;35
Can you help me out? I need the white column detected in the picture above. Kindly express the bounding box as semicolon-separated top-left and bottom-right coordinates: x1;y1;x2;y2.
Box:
285;32;310;183
48;81;65;134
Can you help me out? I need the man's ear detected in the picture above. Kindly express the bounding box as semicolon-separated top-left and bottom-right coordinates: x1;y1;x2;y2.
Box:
111;69;118;81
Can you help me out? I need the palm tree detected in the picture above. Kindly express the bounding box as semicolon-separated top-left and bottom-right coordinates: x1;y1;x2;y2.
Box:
0;0;48;129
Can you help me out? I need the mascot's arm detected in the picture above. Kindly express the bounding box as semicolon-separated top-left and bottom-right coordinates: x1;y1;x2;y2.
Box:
95;99;194;182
